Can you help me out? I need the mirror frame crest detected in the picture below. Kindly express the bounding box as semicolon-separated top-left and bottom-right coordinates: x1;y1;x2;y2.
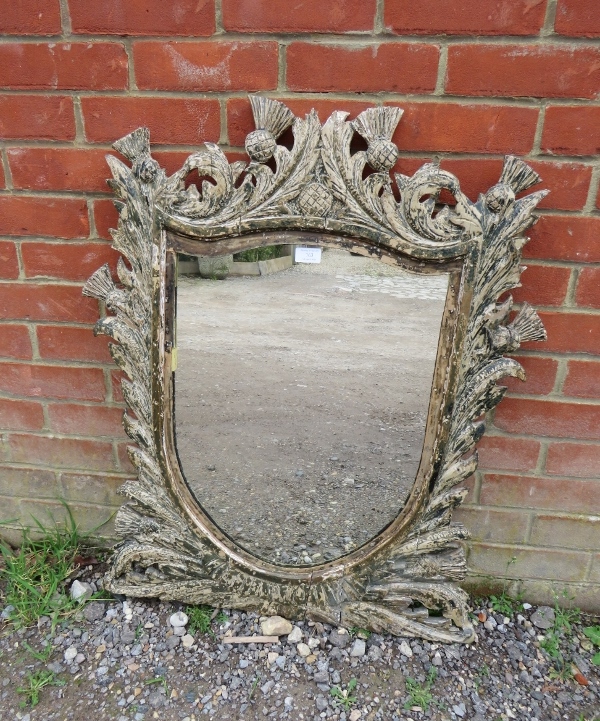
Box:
84;97;547;643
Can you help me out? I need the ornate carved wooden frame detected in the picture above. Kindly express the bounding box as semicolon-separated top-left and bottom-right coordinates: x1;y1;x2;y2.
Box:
84;98;547;644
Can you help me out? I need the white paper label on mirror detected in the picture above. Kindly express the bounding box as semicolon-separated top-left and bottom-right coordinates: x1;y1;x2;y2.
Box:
295;246;322;263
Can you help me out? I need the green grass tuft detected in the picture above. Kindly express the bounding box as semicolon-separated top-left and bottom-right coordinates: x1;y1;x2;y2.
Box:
1;504;84;629
17;670;65;707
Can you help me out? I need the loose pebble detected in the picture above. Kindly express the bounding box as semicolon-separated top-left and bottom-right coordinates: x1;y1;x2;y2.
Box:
70;580;93;602
261;616;293;636
349;639;366;657
287;626;303;643
169;611;188;628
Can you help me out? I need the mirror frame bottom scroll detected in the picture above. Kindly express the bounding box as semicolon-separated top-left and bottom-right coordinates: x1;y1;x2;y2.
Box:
83;99;548;644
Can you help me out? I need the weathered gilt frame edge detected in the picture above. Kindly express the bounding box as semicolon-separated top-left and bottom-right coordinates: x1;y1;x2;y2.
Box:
83;98;548;644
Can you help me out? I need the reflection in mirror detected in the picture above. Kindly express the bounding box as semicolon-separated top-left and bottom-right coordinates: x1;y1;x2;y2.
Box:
174;245;449;566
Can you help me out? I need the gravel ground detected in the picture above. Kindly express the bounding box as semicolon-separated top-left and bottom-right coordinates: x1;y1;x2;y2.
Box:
1;566;599;721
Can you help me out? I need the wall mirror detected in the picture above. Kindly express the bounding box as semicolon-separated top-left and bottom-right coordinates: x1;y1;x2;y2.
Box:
84;97;547;643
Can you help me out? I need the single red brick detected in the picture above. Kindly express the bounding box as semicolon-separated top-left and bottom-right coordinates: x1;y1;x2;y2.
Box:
82;96;220;145
0;196;88;238
0;467;56;497
0;284;98;323
0;398;44;431
546;442;600;477
494;397;600;440
439;158;591;211
384;0;547;36
59;472;127;506
563;360;600;399
447;44;600;99
453;506;529;544
8;433;117;471
227;97;385;148
0;95;75;140
531;513;600;550
93;199;119;240
21;242;118;282
223;0;375;32
480;473;600;514
524;311;600;355
511;264;571;307
477;436;541;472
0;363;105;401
8;148;112;193
286;42;439;94
529;161;592;211
388;102;538;155
576;268;600;309
0;43;128;90
469;543;589;582
542;106;600;156
37;325;113;363
525;215;600;263
0;241;19;280
555;0;600;37
3;0;61;34
502;356;558;395
134;41;278;92
0;325;32;360
70;0;215;36
48;403;124;437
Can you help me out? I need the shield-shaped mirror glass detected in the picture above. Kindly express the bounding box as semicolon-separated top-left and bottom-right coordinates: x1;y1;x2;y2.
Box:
174;242;449;566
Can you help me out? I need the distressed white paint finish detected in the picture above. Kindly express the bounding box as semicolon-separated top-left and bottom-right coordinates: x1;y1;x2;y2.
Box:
83;98;547;644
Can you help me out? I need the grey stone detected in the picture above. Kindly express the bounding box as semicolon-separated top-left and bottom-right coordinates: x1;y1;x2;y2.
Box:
148;691;164;708
166;635;180;649
329;629;350;648
531;606;555;630
83;602;106;622
399;640;413;657
349;639;366;657
64;646;78;663
121;630;136;644
70;580;93;602
313;670;329;684
453;703;466;717
315;695;328;712
261;680;274;695
287;626;303;643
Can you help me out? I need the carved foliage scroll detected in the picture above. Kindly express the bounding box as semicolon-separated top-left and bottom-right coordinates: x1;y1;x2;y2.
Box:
84;98;547;644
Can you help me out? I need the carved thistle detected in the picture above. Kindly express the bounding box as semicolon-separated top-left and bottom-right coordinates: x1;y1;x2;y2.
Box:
84;98;547;644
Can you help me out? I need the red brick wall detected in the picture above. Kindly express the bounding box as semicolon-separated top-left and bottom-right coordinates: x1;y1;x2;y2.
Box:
1;0;599;607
